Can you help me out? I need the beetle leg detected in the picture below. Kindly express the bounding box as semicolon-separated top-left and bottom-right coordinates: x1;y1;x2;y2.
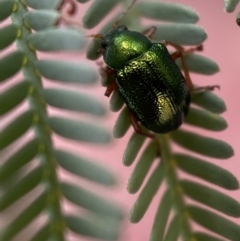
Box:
163;40;201;83
162;41;219;91
170;50;220;92
142;26;157;40
129;111;161;155
105;81;118;97
171;50;194;90
161;40;202;53
191;85;220;92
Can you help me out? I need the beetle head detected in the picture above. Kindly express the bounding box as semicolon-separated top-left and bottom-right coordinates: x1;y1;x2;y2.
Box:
100;25;151;69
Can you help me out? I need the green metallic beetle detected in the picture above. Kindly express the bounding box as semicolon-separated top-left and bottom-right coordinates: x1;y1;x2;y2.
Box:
94;0;218;140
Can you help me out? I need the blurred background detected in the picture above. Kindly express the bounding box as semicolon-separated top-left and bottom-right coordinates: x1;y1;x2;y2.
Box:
63;1;240;240
1;0;240;241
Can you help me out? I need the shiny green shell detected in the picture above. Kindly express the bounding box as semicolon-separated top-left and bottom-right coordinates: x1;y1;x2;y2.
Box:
102;26;190;133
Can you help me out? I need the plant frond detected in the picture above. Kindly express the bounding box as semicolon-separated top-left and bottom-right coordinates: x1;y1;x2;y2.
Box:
0;51;26;82
41;88;106;116
224;0;240;12
1;0;239;240
0;24;20;50
24;10;60;31
173;154;239;190
25;0;61;10
35;59;97;84
55;150;117;185
0;0;123;240
29;28;85;51
223;0;240;26
86;1;239;240
137;2;199;23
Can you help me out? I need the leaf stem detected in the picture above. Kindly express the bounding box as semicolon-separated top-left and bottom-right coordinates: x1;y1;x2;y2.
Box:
160;134;193;240
11;1;65;240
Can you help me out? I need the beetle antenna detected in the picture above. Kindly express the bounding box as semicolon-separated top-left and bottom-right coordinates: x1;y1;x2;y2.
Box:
113;0;138;28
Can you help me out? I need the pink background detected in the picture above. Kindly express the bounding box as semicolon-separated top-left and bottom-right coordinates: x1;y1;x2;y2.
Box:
65;1;240;240
1;0;240;241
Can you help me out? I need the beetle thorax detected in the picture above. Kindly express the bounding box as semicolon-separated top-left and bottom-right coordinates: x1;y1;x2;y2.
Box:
102;26;152;70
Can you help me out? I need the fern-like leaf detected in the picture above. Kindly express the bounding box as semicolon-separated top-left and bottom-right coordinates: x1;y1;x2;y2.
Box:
0;0;123;240
223;0;240;26
1;1;239;241
85;1;240;241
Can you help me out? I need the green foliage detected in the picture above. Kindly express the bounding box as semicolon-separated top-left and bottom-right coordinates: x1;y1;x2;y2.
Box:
137;2;199;23
224;0;240;26
224;0;240;12
1;0;239;241
0;51;26;82
85;1;240;241
0;0;123;240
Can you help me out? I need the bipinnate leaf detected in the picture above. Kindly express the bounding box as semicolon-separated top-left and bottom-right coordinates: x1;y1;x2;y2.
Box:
86;12;131;60
138;2;199;23
24;10;60;30
0;0;15;21
61;182;123;218
1;0;124;240
87;37;103;60
77;0;90;3
191;91;226;114
109;90;124;112
29;225;49;241
174;154;239;190
150;190;172;241
82;0;119;29
86;17;112;59
171;129;234;159
130;164;165;223
123;132;145;166
176;54;220;75
152;24;207;45
35;60;98;84
224;0;240;12
25;0;61;9
2;0;237;240
193;232;226;241
127;142;157;194
48;116;111;143
0;81;31;115
0;110;35;150
163;215;180;241
0;139;40;182
28;28;85;51
188;205;240;241
0;51;26;82
0;192;46;241
42;88;106;116
180;180;240;217
0;165;43;211
65;215;119;240
55;150;116;185
185;107;227;131
0;24;20;50
237;11;240;25
86;1;238;241
113;106;131;138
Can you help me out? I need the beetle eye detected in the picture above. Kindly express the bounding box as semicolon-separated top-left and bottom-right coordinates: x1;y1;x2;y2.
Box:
100;40;108;49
